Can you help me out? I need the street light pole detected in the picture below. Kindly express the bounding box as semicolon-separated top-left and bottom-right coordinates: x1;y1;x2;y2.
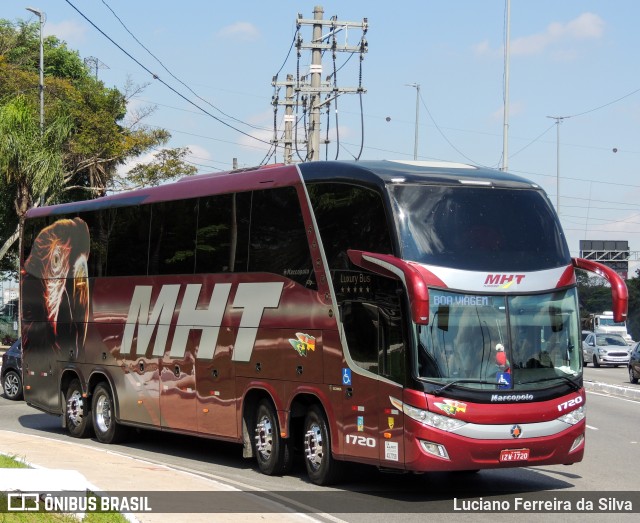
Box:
547;115;569;214
502;0;511;171
407;83;420;160
26;7;45;134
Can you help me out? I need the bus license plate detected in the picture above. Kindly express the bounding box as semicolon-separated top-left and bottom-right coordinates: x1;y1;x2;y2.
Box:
500;448;530;462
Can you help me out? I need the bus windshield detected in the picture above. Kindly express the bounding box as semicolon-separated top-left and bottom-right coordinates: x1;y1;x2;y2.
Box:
390;184;571;271
417;288;581;390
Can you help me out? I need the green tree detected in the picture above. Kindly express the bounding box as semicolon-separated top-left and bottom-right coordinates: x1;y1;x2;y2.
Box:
124;147;197;189
0;95;72;261
0;19;198;271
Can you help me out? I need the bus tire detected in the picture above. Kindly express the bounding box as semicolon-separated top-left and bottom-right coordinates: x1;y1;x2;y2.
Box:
65;379;92;438
92;382;127;444
254;399;292;476
303;405;342;485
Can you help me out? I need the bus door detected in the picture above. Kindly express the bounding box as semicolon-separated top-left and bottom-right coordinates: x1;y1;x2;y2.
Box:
339;286;406;467
341;299;380;462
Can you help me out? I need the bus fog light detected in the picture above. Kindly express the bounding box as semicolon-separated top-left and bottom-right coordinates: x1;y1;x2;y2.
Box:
569;434;585;453
419;440;450;459
558;405;585;425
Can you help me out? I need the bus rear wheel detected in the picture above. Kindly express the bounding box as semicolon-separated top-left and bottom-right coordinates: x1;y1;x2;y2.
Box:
65;379;92;438
303;405;342;485
253;399;292;476
92;382;128;444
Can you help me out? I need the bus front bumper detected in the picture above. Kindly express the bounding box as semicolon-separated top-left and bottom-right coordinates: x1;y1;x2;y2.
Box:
403;418;585;472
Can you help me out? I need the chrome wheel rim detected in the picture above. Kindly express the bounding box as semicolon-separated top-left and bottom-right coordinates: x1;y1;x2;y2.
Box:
254;414;274;460
66;390;85;427
304;422;324;470
95;393;111;433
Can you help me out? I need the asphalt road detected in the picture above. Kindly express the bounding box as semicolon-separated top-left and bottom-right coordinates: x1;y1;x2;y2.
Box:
1;369;638;521
584;364;640;389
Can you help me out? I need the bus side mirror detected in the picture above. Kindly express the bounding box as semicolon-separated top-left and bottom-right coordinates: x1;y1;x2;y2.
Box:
572;257;628;322
347;249;445;325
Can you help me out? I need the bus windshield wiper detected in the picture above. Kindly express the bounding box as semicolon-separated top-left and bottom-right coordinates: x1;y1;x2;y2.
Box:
518;375;580;392
433;379;497;396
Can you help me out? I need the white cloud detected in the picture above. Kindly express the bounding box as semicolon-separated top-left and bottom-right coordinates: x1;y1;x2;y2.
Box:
43;20;87;45
473;12;605;58
566;12;605;39
238;127;272;150
216;22;260;42
185;144;212;163
472;40;492;57
490;101;525;122
117;151;155;178
512;12;604;56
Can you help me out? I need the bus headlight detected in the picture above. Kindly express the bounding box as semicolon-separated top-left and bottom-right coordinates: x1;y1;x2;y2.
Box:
403;403;467;432
558;405;586;425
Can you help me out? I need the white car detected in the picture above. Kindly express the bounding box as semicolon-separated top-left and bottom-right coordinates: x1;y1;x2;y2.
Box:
582;332;631;368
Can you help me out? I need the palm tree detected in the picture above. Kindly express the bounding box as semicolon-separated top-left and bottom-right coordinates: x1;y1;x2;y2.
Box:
0;95;72;262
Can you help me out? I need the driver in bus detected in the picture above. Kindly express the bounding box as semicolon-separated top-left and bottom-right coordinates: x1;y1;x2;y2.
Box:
512;327;534;368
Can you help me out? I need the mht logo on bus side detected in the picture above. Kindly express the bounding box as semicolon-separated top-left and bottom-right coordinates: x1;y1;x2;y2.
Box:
120;282;285;362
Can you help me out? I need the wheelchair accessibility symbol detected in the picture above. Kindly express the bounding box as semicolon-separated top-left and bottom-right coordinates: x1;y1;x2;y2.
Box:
342;368;352;385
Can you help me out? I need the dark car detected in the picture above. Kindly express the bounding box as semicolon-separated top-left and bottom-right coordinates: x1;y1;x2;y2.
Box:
629;342;640;384
1;338;22;401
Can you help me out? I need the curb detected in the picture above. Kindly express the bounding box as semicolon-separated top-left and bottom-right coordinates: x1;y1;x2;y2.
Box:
583;380;640;401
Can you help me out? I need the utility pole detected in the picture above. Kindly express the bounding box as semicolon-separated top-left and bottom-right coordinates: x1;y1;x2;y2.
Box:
283;75;295;165
272;75;296;165
406;83;420;160
272;6;367;163
308;6;324;162
26;7;44;134
84;56;109;80
547;115;569;214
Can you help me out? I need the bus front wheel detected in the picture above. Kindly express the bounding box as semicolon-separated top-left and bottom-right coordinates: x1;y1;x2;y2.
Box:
254;399;292;475
303;405;342;485
92;382;128;444
65;379;92;438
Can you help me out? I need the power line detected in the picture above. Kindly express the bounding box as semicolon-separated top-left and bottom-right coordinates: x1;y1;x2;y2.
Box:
99;0;263;131
64;0;273;147
568;86;640;119
417;90;488;167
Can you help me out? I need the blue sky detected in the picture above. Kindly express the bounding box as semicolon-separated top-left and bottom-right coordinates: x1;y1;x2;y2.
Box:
4;1;640;272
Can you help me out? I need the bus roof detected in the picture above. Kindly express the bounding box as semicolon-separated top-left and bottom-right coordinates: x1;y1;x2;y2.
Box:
27;160;540;218
297;160;538;189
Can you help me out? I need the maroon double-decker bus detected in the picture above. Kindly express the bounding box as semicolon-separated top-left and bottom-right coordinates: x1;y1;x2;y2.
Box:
20;160;627;485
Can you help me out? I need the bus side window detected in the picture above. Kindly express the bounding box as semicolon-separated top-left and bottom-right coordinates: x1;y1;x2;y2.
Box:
248;187;316;289
307;183;393;270
196;193;250;274
81;211;107;277
105;206;151;277
149;199;198;276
